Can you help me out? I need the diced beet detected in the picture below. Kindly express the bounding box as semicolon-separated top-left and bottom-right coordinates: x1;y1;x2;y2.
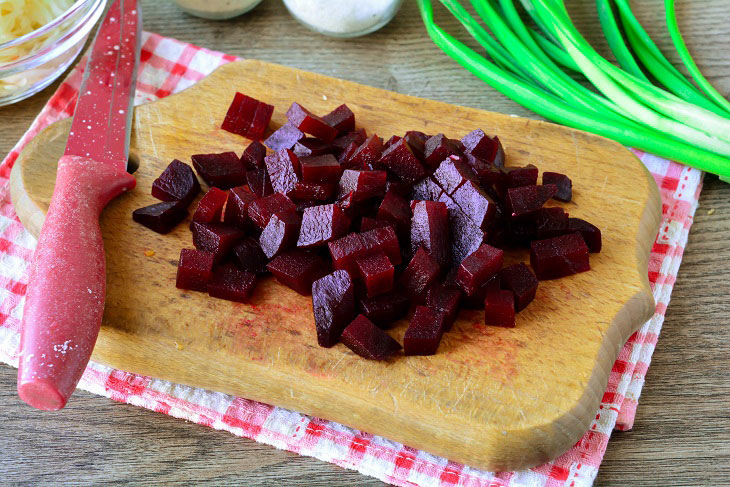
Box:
191;222;245;262
530;233;590;280
412;177;443;202
286;102;338;142
400;247;440;301
358;291;409;328
221;92;274;140
312;270;356;347
223;185;257;229
451;180;496;230
384;135;402;148
461;129;501;163
264;123;305;151
323;104;355;135
425;284;462;331
458;273;501;309
509;207;569;246
543;171;572;202
192;187;228;224
132;201;187;234
377;190;412;231
297;204;350;247
264;149;301;194
267;249;329;295
207;264;257;303
360;217;393;232
338;141;359;165
246;164;273;198
504;165;539;188
484;290;515;328
359;226;402;266
191;152;247;190
340;314;402;360
442;195;486;264
410;200;450;269
463;153;493;184
240;140;267;169
432;155;477;195
403;130;428;159
403;306;444;356
328;226;401;275
455;243;504;296
378;139;427;184
176;248;214;292
355;250;394;298
300;154;342;184
151;159;200;207
568;218;602;252
287;182;336;202
423;134;461;168
344;134;384;170
384;179;412;197
507;184;558;218
500;263;538;311
333;129;367;153
247;192;296;229
338;169;387;202
233;237;269;274
293;138;336;158
259;211;302;259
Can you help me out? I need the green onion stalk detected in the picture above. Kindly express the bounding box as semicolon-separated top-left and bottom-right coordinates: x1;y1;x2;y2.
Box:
416;0;730;182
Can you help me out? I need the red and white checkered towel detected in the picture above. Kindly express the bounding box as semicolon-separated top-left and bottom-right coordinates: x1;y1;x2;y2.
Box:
0;33;702;486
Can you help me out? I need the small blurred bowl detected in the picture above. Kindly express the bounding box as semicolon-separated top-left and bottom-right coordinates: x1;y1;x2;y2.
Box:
173;0;264;20
0;0;107;107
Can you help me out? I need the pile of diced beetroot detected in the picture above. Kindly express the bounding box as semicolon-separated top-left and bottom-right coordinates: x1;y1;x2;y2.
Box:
132;92;602;361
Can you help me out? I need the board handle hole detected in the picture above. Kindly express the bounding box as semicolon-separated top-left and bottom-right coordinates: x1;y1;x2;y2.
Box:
127;153;140;174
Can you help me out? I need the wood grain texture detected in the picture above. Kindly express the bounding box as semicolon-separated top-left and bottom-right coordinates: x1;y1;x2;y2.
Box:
9;58;660;471
0;0;728;485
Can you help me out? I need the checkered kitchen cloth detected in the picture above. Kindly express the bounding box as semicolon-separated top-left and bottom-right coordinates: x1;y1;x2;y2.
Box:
0;33;703;486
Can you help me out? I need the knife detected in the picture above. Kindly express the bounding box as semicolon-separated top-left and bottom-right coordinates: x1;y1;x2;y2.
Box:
17;0;141;411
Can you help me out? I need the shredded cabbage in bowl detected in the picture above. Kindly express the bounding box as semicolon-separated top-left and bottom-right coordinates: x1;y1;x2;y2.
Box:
0;0;74;65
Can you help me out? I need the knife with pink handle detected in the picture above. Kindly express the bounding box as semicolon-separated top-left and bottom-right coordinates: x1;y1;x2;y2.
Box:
17;0;141;411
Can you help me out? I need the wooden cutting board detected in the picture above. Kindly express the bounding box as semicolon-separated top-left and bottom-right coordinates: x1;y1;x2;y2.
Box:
10;60;661;471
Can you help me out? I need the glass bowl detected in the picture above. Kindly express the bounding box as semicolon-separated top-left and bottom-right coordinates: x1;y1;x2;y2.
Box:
173;0;264;20
0;0;107;107
283;0;404;38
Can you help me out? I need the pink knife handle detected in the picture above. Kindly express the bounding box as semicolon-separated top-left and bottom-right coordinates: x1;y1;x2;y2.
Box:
18;155;135;410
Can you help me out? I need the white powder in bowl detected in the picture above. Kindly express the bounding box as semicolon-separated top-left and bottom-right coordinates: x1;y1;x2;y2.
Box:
283;0;402;36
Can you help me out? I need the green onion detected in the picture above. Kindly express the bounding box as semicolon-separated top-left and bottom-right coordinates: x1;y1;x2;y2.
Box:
416;0;730;181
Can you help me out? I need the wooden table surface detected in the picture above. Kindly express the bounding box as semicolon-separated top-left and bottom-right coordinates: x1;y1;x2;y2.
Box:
1;1;728;485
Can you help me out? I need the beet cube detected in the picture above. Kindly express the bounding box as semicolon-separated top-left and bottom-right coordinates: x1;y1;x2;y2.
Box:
247;192;296;229
264;149;301;195
233;237;269;274
355;251;394;298
410;200;450;269
338;169;387;202
508;207;569;245
192;187;228;224
400;247;440;301
246;165;273;198
360;217;393;232
384;179;412;197
441;195;486;264
286;102;338;142
333;129;367;153
340;314;402;360
461;129;501;163
424;134;461;168
293;138;336;158
425;284;462;331
329;226;401;275
403;130;428;159
404;306;445;356
338;141;359;165
240;140;267;169
359;226;402;266
378;139;427;184
499;263;538;311
568;218;602;252
461;274;501;309
259;211;302;259
264;123;305;151
412;177;443;202
344;134;383;169
504;165;539;188
223;185;257;228
176;248;214;292
507;184;558;218
287;182;336;202
207;264;257;303
312;270;356;347
377;190;412;231
455;244;504;296
323;104;355;135
451;180;496;230
221;92;274;140
151;159;200;207
358;291;409;328
299;154;342;184
484;290;515;328
530;233;590;280
543;171;572;202
132;201;187;234
384;135;402;148
432;155;477;195
297;204;350;248
191;152;247;190
267;249;329;295
191;222;245;262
